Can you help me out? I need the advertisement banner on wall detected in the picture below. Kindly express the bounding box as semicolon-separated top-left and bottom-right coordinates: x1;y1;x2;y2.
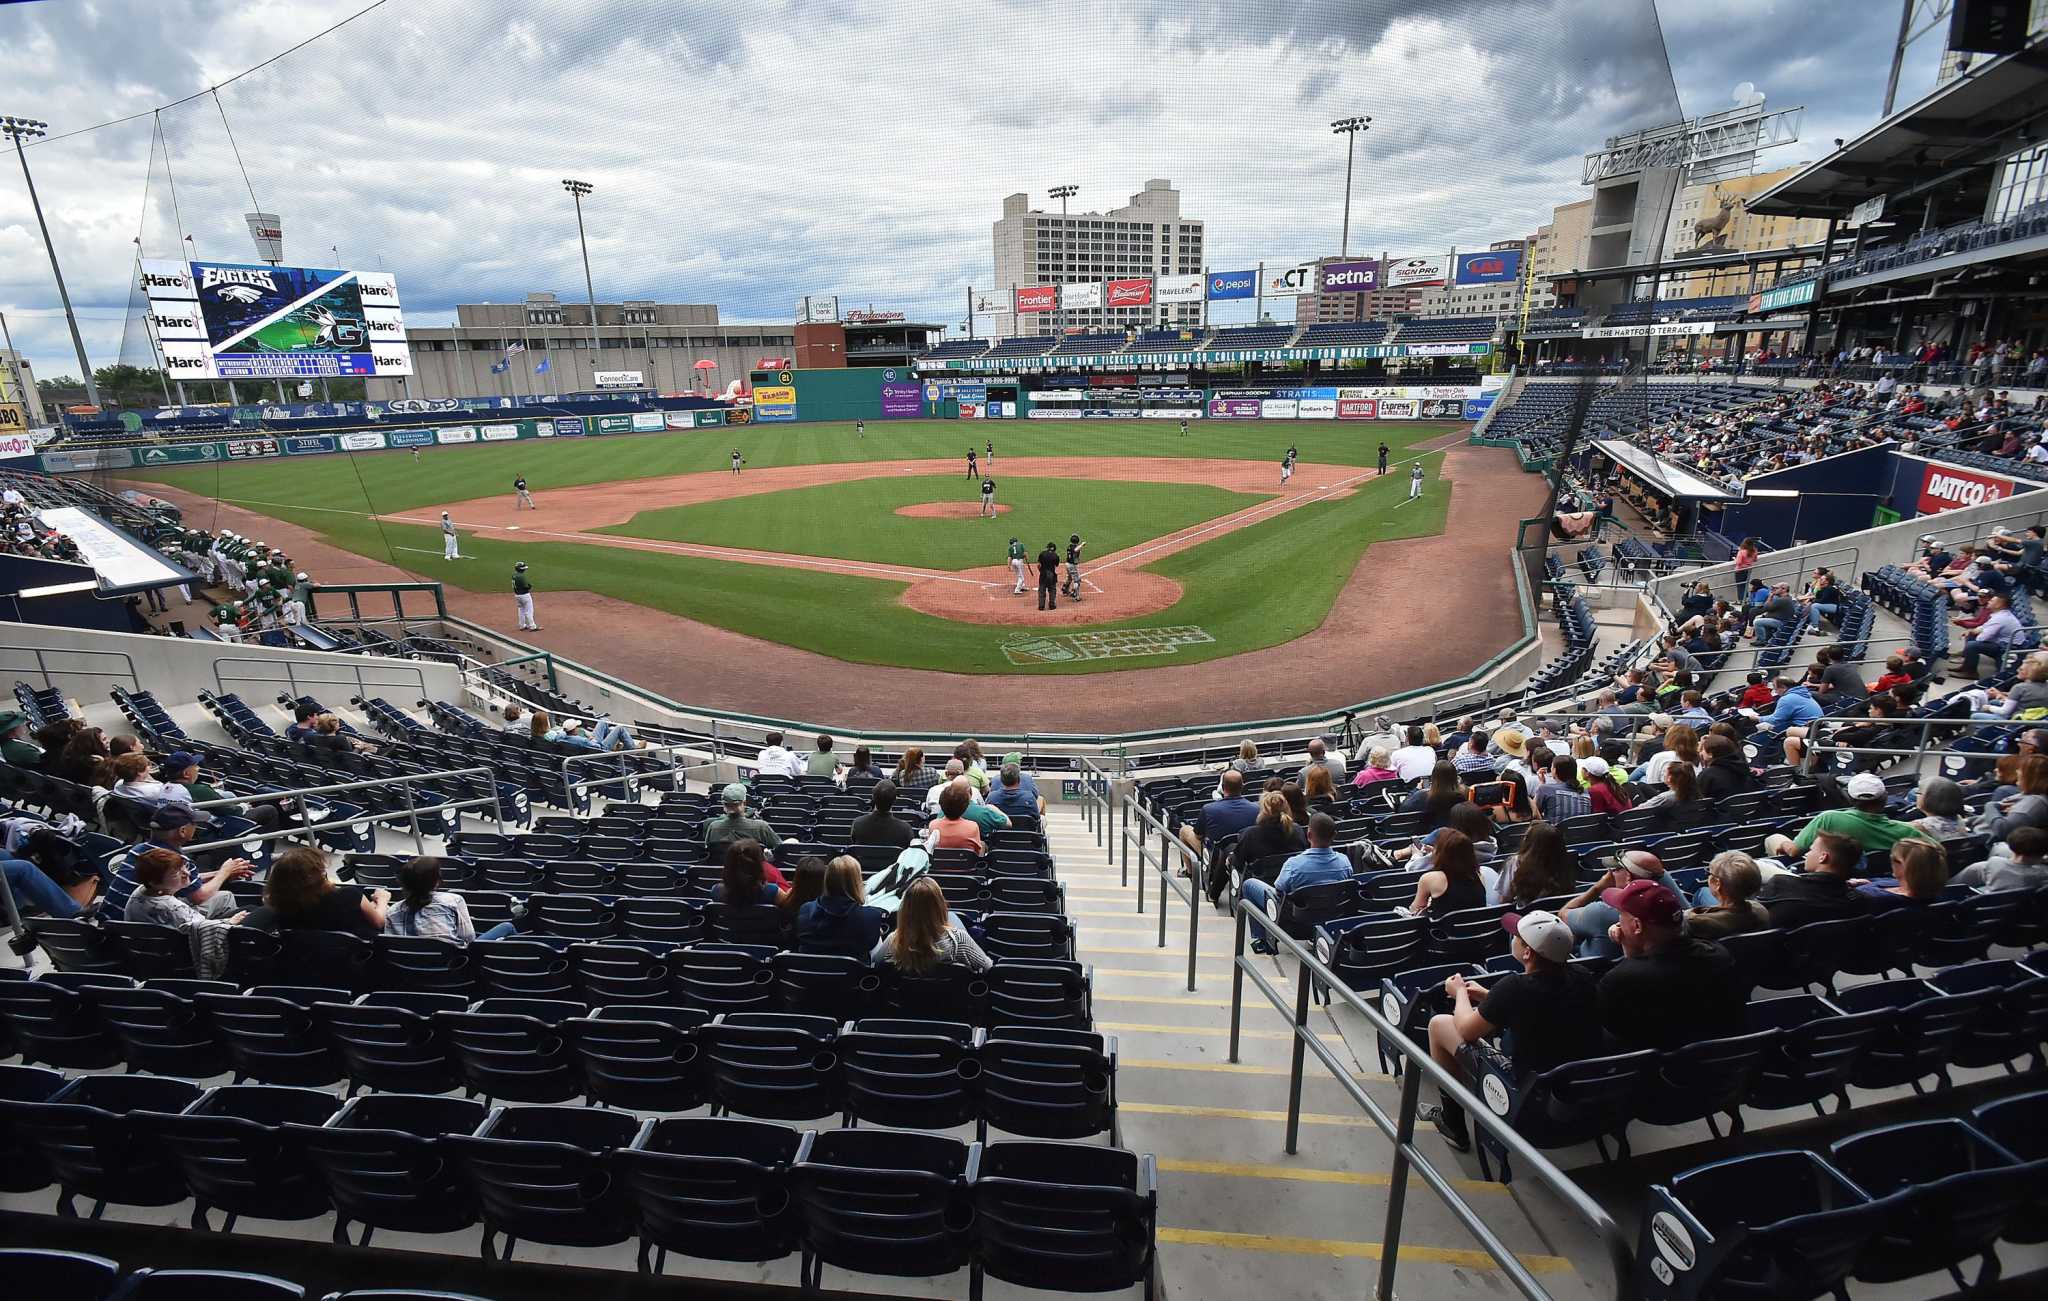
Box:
1207;398;1262;418
588;414;634;435
1383;255;1448;288
1265;263;1319;297
0;431;39;460
1917;462;2014;515
1454;248;1522;285
1027;408;1081;420
1206;270;1256;301
752;385;797;423
629;412;665;432
226;437;281;459
592;371;644;389
664;411;695;429
1015;285;1057;313
1060;282;1104;309
959;401;985;420
1419;399;1466;418
338;431;386;452
134;444;216;466
0;405;28;436
880;382;923;417
1297;397;1338;420
481;423;522;441
435;426;477;444
1318;260;1380;293
1404;342;1491;357
1377;399;1420;419
694;409;727;428
40;448;137;472
282;436;336;455
387;428;436;448
1155;274;1203;304
1259;398;1299;419
1463;400;1492;420
1105;278;1153;308
544;416;579;436
1338;398;1378;420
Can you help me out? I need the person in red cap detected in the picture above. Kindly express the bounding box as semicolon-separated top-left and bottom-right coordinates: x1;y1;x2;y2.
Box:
1416;909;1603;1153
1558;849;1665;959
1595;877;1744;1050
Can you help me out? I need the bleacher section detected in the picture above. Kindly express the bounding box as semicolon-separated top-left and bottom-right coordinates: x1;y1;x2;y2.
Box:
1389;316;1497;344
919;339;990;360
983;335;1055;358
1203;324;1295;349
1295;321;1390;346
1047;332;1127;356
1125;328;1209;352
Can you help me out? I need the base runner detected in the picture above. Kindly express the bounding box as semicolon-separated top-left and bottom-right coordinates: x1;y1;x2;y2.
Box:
1409;462;1425;501
1008;536;1028;594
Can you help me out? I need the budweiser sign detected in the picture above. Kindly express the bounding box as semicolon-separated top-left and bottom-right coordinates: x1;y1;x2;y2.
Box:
1917;463;2013;515
1015;285;1057;313
1106;278;1153;307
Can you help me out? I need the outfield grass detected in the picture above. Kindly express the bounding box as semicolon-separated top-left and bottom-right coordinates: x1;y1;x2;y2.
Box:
598;474;1268;570
116;420;1465;674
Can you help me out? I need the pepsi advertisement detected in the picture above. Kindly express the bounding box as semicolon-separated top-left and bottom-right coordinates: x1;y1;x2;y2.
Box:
1206;269;1255;301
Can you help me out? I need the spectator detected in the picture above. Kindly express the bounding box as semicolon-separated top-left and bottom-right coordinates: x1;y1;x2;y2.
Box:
1492;819;1573;907
1389;727;1436;783
1232;790;1307;884
1578;756;1631;814
1735;670;1777;711
1418;909;1602;1153
797;856;887;958
56;729;111;786
986;762;1043;820
1452;730;1496;778
251;845;386;938
1178;769;1259;864
1758;832;1871;929
849;779;915;849
1277;780;1309;827
1637;724;1700;786
1694;733;1754;801
1965;653;2048;721
1214;741;1261;798
1241;812;1351;954
1;827;102;918
844;745;880;784
1684;851;1770;938
1953;823;2048;891
1869;651;1918;696
704;783;783;853
920;759;969;817
122;847;248;979
893;746;941;792
1907;777;1969;840
1301;764;1340;811
1533;755;1592;822
871;876;991;972
541;713;639;753
1352;747;1401;788
1638;762;1714;830
1300;737;1347;787
1956;593;2022;678
1857;838;1950;909
713;838;783;906
1811;645;1868;702
109;752;194;811
927;781;986;853
756;731;802;779
948;775;1011;838
1766;772;1931;858
385;857;518;942
1402;761;1467;832
1406;827;1488;918
1494;729;1536;788
804;734;841;779
1561;849;1666;959
779;855;830;919
1594;879;1744;1050
1749;583;1800;642
160;751;280;833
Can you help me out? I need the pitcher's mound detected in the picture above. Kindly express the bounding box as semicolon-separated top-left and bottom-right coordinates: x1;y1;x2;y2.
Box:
896;501;1011;518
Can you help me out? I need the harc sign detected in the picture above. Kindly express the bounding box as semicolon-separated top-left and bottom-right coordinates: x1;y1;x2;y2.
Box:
1917;463;2014;515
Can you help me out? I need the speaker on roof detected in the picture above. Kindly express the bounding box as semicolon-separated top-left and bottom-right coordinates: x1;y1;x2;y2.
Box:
1949;0;2030;55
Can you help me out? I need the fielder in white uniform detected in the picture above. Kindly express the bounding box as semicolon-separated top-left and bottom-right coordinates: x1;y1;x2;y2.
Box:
1409;463;1425;501
513;562;539;630
441;512;461;560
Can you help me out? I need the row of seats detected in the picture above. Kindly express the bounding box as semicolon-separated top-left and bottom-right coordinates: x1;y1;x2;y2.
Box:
0;1076;1154;1296
0;1249;468;1301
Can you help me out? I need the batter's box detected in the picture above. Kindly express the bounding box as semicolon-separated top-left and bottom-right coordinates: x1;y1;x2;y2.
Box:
1001;625;1215;665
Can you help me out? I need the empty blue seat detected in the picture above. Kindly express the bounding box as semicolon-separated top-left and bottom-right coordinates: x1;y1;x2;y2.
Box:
839;1019;981;1130
971;1140;1158;1301
615;1116;812;1274
1639;1150;1890;1300
108;1269;306;1300
6;1072;203;1218
562;1004;711;1111
438;997;588;1103
0;971;131;1068
0;1249;120;1301
1830;1118;2033;1291
702;1012;841;1122
447;1104;641;1261
293;1092;487;1246
151;1083;340;1231
791;1128;977;1293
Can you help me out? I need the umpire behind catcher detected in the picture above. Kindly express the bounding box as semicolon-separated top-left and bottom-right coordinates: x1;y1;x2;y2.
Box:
1036;541;1061;611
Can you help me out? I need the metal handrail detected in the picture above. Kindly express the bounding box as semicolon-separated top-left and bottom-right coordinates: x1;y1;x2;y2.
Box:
0;644;140;692
180;763;509;857
1083;756;1201;992
1225;892;1633;1300
212;654;432;703
559;743;719;810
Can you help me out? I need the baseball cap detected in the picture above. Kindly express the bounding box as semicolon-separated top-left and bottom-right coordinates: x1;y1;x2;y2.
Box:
1601;878;1684;926
515;562;528;572
1580;756;1610;777
721;782;748;805
149;802;199;831
1845;772;1888;801
1001;751;1023;767
0;710;22;733
164;751;198;772
1503;910;1573;963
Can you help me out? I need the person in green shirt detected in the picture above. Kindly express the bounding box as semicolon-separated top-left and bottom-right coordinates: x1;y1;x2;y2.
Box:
0;711;42;768
1766;772;1932;859
805;734;841;778
1007;537;1028;596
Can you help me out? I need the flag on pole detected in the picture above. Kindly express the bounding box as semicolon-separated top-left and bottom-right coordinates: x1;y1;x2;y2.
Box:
535;358;551;374
507;342;526;354
490;360;509;374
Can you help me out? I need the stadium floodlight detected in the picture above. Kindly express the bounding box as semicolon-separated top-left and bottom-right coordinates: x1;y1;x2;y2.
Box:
561;178;601;353
1049;183;1079;216
1331;116;1372;259
3;115;99;407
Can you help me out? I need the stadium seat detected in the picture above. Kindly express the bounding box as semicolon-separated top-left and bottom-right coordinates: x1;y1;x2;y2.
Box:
447;1104;641;1261
978;1026;1119;1144
1638;1150;1891;1300
839;1018;982;1130
701;1012;842;1121
615;1116;811;1274
1463;1046;1653;1182
971;1140;1158;1301
107;1270;307;1300
0;1063;68;1192
151;1084;341;1231
1828;1118;2034;1290
7;1073;204;1218
790;1128;978;1292
438;997;587;1103
773;951;882;1020
0;971;131;1068
198;986;351;1086
0;1249;121;1301
312;991;466;1095
1742;992;1885;1117
292;1092;488;1246
83;978;234;1078
562;1004;711;1111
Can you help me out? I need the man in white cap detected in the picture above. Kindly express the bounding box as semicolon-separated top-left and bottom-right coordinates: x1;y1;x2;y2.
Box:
1559;849;1666;959
1763;771;1930;860
1416;909;1603;1152
512;562;539;630
441;512;461;561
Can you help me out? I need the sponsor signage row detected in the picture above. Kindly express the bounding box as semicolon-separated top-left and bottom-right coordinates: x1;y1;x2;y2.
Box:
1454;248;1522;285
1383;255;1447;289
1319;260;1379;293
1748;279;1818;313
918;341;1489;371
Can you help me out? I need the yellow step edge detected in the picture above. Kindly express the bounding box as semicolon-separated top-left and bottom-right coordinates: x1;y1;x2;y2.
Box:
1095;967;1287;984
1157;1227;1572;1274
1097;1020;1345;1046
1156;1157;1505;1196
1122;1101;1377;1126
1123;1058;1383;1081
1095;993;1236;1008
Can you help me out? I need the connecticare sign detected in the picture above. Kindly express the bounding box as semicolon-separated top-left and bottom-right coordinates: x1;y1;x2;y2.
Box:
1917;463;2013;515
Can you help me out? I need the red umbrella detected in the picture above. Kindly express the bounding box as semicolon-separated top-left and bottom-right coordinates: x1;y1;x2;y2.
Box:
692;359;716;370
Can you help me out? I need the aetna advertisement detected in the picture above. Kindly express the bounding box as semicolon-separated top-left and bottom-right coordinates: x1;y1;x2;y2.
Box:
1319;260;1380;293
1917;463;2014;515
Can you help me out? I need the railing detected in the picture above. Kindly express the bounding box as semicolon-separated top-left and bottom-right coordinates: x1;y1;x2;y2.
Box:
0;644;140;693
305;582;448;623
1226;892;1634;1301
558;743;721;812
182;763;510;857
1080;756;1202;992
213;655;433;703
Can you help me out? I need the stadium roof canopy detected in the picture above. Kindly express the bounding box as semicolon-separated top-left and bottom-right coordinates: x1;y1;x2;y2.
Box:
1541;241;1830;287
1749;34;2048;220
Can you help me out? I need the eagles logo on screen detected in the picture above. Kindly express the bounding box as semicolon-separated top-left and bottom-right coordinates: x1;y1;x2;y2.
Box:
192;261;377;362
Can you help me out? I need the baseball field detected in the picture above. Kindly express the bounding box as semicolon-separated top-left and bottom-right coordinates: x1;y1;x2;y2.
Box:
119;418;1480;688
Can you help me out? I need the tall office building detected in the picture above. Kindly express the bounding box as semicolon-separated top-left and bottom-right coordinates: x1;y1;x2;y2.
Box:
989;180;1204;337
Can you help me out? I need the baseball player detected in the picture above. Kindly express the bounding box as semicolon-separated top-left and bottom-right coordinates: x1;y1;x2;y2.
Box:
1065;533;1086;602
985;438;994;465
513;562;539;630
1377;442;1390;475
1179;416;1188;436
1008;536;1028;594
440;512;461;560
1036;541;1061;610
730;447;744;475
980;475;998;518
411;446;421;462
514;475;535;510
1409;462;1425;501
1280;448;1296;485
856;420;865;439
966;447;978;479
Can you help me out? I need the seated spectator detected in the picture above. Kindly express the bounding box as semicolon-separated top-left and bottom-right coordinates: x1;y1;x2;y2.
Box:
1578;756;1631;814
1856;838;1951;909
539;712;639;752
1560;849;1666;959
1213;741;1262;798
1973;754;2048;842
159;751;280;833
941;774;1010;837
1638;761;1715;830
926;781;986;853
755;731;802;779
1766;772;1932;858
1232;790;1306;884
797;855;887;958
1810;645;1867;703
1685;851;1770;938
778;855;830;919
1955;592;2022;678
1750;675;1821;735
1241;812;1351;954
1907;777;1969;840
986;762;1043;820
55;728;112;786
871;876;991;972
1301;763;1340;811
1418;909;1602;1153
1694;733;1754;801
1352;747;1401;788
1178;769;1259;865
109;752;196;812
1635;723;1699;787
892;745;941;793
385;856;518;942
955;740;991;794
283;703;320;743
1389;727;1436;783
849;779;915;849
804;734;841;779
713;838;783;906
843;745;881;784
704;783;783;853
1300;737;1348;787
250;845;387;938
1965;653;2048;721
1492;819;1574;907
1869;652;1918;696
1954;823;2048;891
921;759;971;817
1533;755;1593;823
1749;584;1800;642
1757;832;1871;929
1402;761;1469;832
1395;801;1498;874
1595;879;1745;1050
1451;730;1496;777
1735;671;1776;711
1405;828;1489;917
122;847;249;978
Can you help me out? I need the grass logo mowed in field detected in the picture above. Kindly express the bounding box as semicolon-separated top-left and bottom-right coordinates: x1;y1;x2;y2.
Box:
1001;626;1216;665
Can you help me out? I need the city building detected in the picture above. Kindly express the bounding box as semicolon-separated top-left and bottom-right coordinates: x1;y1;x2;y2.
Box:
365;293;794;400
989;180;1204;337
0;347;44;427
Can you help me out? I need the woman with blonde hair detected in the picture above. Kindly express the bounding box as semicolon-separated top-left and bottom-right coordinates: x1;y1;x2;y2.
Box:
1637;724;1699;786
1352;747;1400;788
1421;722;1443;749
798;855;886;957
1232;789;1306;881
872;876;991;973
1859;839;1949;908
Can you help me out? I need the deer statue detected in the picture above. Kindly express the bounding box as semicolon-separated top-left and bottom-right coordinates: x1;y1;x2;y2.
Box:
1691;190;1743;249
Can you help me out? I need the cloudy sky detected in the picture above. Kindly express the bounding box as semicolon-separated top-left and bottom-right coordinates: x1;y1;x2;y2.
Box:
0;0;1937;381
